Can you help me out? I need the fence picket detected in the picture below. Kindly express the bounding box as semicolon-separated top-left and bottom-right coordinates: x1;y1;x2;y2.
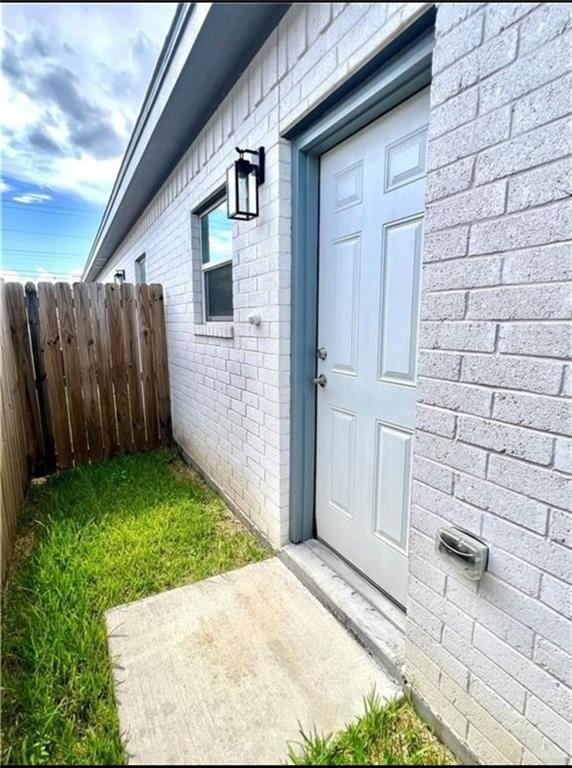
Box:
106;284;131;452
137;284;160;448
0;280;29;580
56;283;88;464
149;284;171;446
89;283;117;457
122;284;146;451
38;283;73;469
74;283;103;462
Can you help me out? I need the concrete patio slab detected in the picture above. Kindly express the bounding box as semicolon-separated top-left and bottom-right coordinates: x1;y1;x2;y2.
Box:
106;558;400;765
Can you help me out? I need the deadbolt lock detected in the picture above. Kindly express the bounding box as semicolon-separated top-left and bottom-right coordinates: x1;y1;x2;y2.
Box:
317;347;328;360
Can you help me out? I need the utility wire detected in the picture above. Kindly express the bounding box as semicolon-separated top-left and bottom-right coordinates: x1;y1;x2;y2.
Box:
3;260;85;265
2;228;93;239
2;204;98;219
0;269;82;277
2;249;86;257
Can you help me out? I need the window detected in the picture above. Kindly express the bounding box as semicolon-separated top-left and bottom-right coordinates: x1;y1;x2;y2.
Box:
135;254;146;284
200;198;233;321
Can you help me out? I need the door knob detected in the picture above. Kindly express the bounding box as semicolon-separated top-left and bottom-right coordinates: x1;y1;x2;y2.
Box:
313;374;327;388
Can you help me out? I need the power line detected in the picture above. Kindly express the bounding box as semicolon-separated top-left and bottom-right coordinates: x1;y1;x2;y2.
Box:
2;228;93;239
1;197;96;211
0;266;82;274
4;245;86;252
2;199;87;210
2;199;99;214
3;258;85;263
3;262;85;269
3;248;86;257
2;204;98;220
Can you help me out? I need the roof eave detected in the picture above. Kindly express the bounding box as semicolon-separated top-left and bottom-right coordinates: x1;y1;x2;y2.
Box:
83;2;290;281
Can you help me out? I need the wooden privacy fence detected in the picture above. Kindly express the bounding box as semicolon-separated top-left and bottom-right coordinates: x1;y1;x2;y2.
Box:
4;280;171;474
1;279;171;576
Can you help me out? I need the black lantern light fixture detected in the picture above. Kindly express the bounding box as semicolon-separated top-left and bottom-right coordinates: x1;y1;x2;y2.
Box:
227;146;265;220
114;269;125;285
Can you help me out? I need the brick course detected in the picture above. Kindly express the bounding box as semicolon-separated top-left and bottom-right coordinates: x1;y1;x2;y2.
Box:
411;4;571;763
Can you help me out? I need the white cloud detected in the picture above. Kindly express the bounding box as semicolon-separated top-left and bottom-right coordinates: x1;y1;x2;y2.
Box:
0;266;82;285
1;4;176;205
0;268;26;283
11;192;52;204
0;179;11;194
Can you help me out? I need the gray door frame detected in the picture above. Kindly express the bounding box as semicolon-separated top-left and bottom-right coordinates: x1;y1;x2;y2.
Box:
287;15;435;544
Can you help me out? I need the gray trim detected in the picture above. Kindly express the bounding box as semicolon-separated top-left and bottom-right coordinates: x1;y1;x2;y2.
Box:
289;26;435;544
192;183;227;217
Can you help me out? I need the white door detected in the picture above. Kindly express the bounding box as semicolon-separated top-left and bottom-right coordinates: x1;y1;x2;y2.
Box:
315;89;429;606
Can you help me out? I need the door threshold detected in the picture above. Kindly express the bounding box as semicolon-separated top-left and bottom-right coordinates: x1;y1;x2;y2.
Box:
314;538;407;624
280;539;405;683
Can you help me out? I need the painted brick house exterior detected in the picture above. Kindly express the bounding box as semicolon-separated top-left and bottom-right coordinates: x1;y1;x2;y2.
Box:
85;3;571;764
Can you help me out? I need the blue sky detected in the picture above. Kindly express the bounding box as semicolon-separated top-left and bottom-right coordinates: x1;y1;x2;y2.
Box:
1;3;176;283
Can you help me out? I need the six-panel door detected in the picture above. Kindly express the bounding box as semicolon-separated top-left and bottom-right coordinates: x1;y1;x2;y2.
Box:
315;89;430;606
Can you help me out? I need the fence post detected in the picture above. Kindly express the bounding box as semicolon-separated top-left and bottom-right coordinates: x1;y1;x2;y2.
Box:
25;282;55;473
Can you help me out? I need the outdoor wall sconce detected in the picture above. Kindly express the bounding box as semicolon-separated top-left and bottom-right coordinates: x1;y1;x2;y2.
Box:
227;146;265;220
114;269;125;285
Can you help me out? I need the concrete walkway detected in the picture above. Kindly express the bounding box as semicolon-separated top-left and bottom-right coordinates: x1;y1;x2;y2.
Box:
106;558;400;765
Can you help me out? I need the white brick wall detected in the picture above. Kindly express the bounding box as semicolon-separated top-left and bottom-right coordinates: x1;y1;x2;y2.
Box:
95;3;571;763
408;3;572;764
97;2;428;547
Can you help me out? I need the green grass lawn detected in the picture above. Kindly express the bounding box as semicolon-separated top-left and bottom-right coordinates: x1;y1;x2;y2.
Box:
289;694;456;765
1;449;270;765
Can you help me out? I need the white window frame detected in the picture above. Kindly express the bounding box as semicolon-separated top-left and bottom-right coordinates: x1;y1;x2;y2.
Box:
199;196;233;322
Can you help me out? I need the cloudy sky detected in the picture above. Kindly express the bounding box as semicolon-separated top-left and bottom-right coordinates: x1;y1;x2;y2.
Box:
1;3;176;282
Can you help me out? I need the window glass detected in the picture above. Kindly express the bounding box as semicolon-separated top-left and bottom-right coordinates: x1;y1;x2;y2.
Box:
205;262;233;320
200;199;233;321
201;202;232;266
